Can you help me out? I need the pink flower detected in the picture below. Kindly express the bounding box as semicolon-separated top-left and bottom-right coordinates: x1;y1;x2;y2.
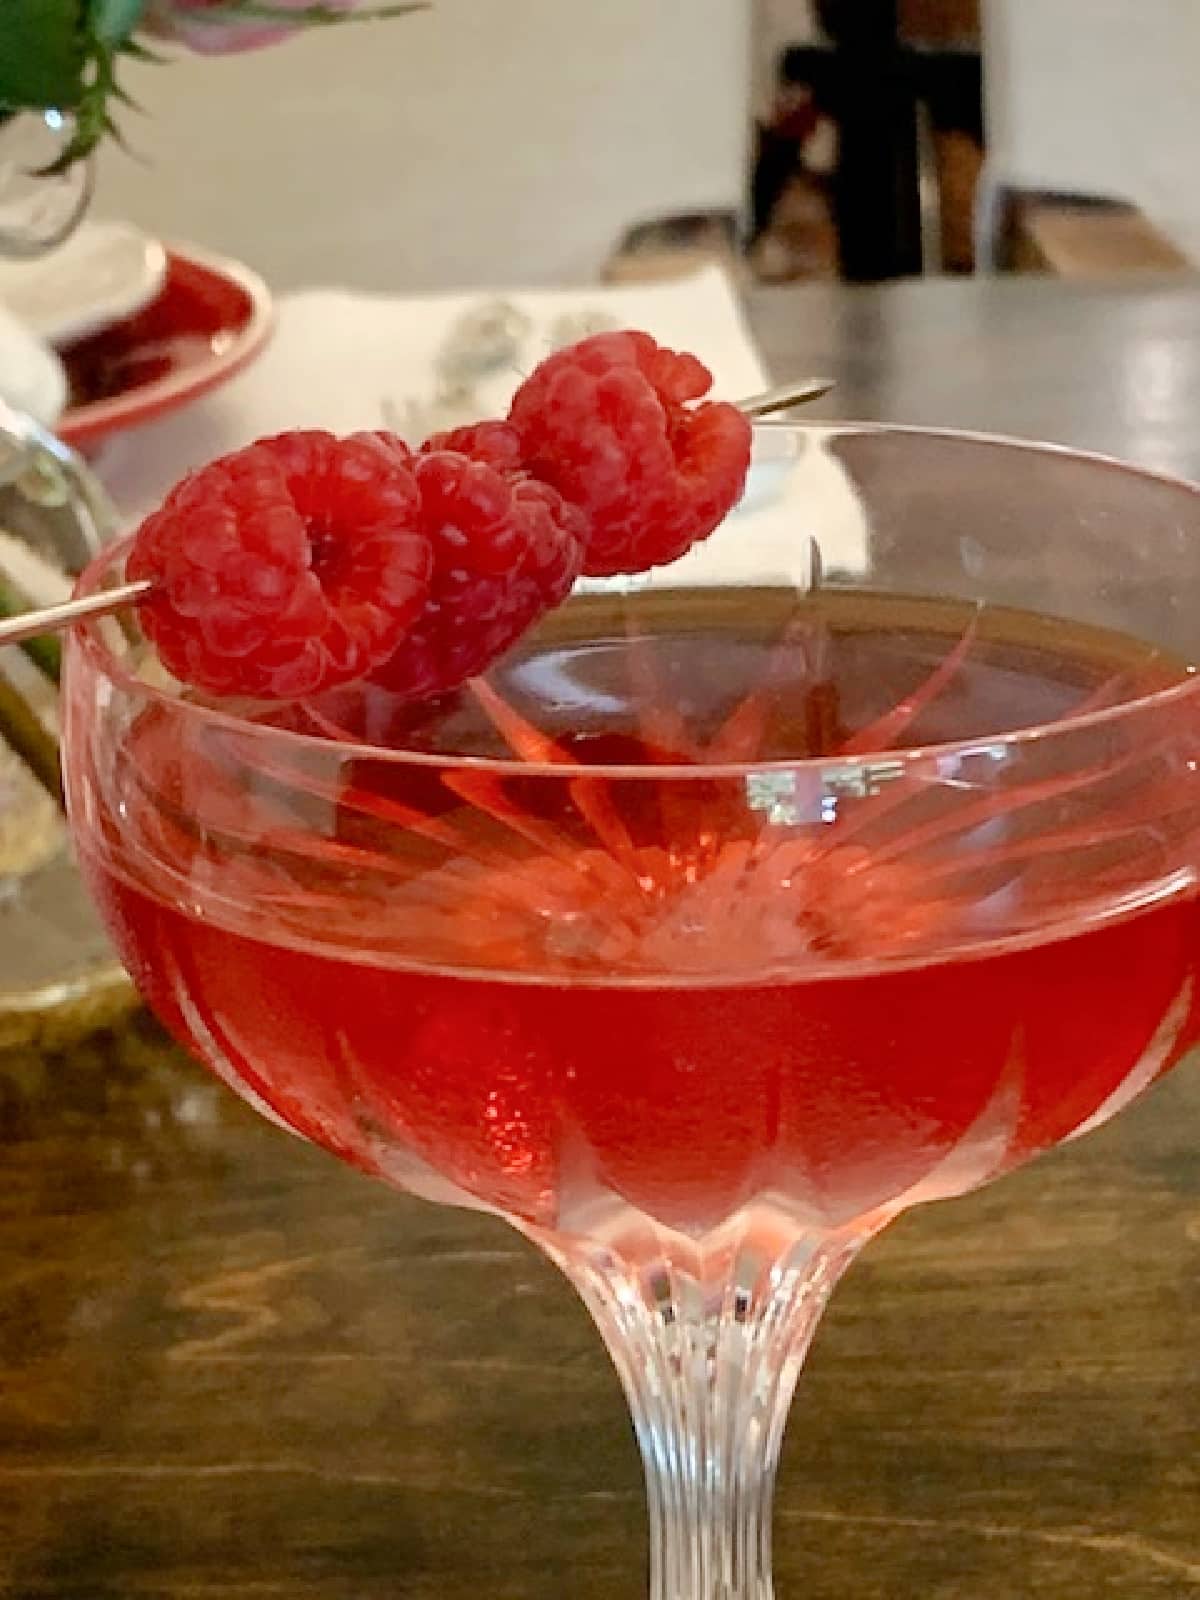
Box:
141;0;362;56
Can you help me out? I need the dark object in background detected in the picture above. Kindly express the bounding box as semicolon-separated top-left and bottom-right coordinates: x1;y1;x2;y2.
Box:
750;84;822;244
820;0;923;281
767;0;982;281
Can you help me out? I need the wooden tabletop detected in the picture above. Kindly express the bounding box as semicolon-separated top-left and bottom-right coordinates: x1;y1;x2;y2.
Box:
3;275;1199;1598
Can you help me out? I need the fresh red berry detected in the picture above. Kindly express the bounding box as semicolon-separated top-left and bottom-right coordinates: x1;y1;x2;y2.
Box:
369;449;586;700
508;330;752;577
419;420;523;473
129;431;432;699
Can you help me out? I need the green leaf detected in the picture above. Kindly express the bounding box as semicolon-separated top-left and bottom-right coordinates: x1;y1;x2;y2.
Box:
88;0;148;47
0;0;87;111
1;0;424;175
106;78;143;111
34;36;116;172
100;109;134;151
118;35;164;62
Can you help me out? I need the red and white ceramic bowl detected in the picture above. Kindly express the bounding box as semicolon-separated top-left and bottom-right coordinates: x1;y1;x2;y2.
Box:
55;244;274;452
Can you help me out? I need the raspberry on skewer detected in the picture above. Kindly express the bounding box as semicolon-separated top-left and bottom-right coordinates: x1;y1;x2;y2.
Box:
367;446;586;701
508;330;752;577
129;429;585;701
129;430;431;699
16;331;770;699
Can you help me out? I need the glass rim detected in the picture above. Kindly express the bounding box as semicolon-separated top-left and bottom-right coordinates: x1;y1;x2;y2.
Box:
71;421;1200;782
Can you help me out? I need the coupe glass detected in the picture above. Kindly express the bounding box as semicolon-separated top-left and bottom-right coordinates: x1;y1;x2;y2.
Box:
63;424;1200;1597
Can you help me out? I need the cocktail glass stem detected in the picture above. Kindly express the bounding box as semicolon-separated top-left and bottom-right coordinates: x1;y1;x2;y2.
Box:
530;1215;879;1600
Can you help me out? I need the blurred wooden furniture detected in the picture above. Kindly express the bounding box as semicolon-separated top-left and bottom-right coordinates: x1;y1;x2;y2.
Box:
900;0;979;44
1002;193;1194;279
603;213;744;287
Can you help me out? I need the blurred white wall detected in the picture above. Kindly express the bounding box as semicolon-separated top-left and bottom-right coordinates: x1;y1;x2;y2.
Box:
95;0;751;291
984;0;1200;261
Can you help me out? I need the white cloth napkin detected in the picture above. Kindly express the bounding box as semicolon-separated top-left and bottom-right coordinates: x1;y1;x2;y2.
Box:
99;264;770;523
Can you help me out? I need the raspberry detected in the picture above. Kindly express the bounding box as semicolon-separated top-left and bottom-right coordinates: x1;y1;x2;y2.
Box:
419;420;523;473
508;330;752;577
129;431;431;699
369;448;586;700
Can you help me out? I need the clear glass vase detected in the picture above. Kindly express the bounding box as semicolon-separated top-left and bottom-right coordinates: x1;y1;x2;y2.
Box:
0;110;93;259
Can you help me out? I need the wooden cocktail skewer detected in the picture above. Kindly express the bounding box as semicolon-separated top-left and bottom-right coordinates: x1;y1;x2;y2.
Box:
0;575;154;648
738;378;835;419
0;377;836;651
